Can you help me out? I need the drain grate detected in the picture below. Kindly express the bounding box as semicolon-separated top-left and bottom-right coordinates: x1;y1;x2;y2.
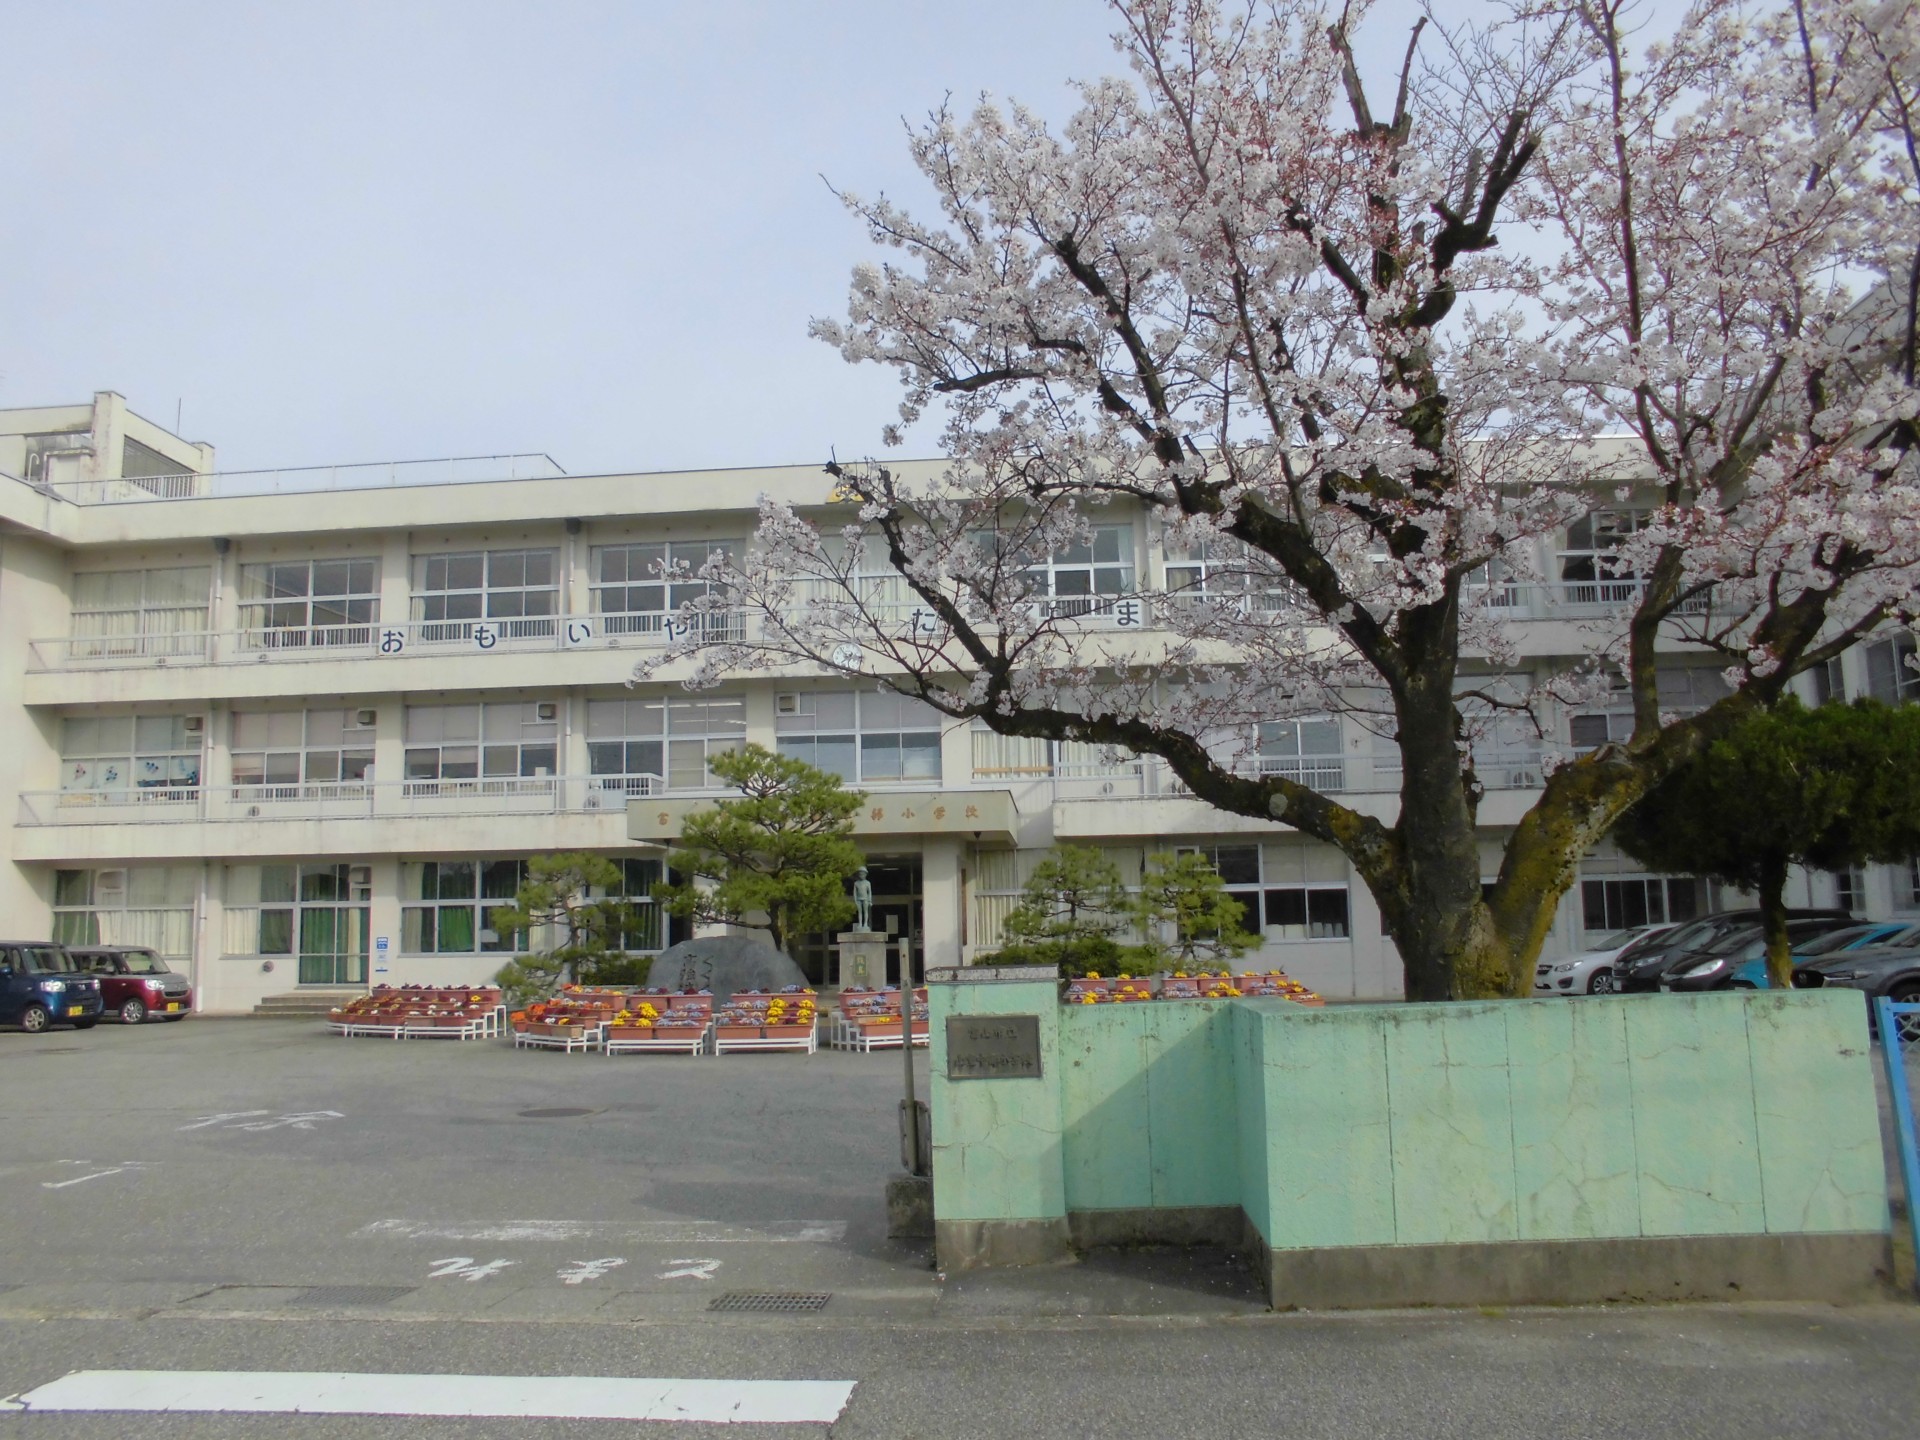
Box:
288;1285;415;1308
517;1107;599;1119
708;1291;832;1314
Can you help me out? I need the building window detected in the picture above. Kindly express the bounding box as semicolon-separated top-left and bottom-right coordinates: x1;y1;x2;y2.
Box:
232;709;375;796
776;690;942;784
404;703;557;789
411;549;557;640
1905;858;1920;911
60;715;201;796
1029;525;1134;618
52;866;197;960
239;558;377;649
1865;634;1918;704
68;566;210;659
1569;710;1633;754
1833;867;1867;915
592;541;735;637
1177;843;1351;940
585;694;744;793
253;864;371;983
1164;538;1291;606
401;860;527;953
1557;510;1644;603
1580;875;1699;935
1256;718;1345;789
1810;655;1847;705
609;857;670;952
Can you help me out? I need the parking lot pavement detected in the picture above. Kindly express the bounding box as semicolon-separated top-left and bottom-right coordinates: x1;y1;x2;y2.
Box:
5;1017;1919;1437
3;1016;936;1322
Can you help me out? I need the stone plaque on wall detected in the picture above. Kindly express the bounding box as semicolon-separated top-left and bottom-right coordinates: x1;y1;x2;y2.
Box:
946;1014;1042;1080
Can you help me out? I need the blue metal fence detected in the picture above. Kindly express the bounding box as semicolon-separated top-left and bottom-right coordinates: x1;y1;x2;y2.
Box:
1874;997;1920;1294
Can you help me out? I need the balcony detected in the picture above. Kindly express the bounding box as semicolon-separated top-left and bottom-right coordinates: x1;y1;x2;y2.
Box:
16;775;669;827
26;612;747;674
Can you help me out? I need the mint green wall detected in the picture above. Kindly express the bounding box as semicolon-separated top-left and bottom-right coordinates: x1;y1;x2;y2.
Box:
931;982;1890;1249
1244;990;1888;1250
1056;1000;1239;1213
928;976;1066;1224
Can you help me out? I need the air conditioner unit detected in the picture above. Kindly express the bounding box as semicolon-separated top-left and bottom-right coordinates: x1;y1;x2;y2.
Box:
355;709;377;728
349;866;372;886
536;702;558;721
776;694;800;715
183;716;204;734
584;792;603;810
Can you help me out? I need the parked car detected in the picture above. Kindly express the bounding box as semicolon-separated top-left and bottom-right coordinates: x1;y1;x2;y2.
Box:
1614;908;1853;992
1791;931;1920;1006
1663;916;1862;991
1717;922;1920;990
66;946;194;1023
0;941;103;1032
1534;924;1678;996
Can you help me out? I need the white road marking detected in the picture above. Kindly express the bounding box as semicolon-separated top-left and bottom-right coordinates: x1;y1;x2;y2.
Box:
557;1257;627;1285
358;1218;846;1244
42;1167;129;1189
4;1371;859;1423
178;1111;271;1131
659;1258;722;1281
427;1257;515;1282
179;1110;344;1133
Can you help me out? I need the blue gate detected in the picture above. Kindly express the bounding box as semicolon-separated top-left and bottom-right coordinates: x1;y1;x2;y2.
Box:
1875;997;1920;1294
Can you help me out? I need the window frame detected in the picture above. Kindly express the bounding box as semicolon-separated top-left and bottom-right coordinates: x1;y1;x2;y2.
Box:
400;859;529;954
410;548;558;641
775;690;943;785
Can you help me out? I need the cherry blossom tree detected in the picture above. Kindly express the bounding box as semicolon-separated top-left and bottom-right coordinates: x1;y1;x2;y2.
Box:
645;0;1920;999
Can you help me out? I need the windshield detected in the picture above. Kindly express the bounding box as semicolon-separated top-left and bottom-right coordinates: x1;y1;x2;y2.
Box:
16;947;76;975
1797;926;1880;957
1700;924;1764;956
1614;928;1675;964
119;951;170;975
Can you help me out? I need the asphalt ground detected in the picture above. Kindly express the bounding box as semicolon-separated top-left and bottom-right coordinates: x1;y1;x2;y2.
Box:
0;1016;1915;1438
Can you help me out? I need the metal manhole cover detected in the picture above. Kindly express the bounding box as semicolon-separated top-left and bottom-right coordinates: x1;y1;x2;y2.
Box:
517;1107;600;1119
708;1292;832;1314
288;1285;416;1307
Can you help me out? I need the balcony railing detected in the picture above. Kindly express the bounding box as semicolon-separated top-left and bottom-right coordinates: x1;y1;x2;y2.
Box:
16;775;671;827
1463;580;1715;617
26;611;748;672
41;453;566;505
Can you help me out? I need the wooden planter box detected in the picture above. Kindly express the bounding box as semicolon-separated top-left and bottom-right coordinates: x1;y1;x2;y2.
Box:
762;1023;814;1040
715;1024;762;1040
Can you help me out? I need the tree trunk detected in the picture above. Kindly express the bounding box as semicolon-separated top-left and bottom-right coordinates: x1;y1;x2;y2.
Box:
1375;678;1516;1001
1759;852;1793;990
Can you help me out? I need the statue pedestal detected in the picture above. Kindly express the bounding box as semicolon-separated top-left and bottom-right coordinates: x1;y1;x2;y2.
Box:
835;931;888;989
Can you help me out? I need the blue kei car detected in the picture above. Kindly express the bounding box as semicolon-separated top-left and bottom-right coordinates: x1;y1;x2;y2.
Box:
0;942;104;1032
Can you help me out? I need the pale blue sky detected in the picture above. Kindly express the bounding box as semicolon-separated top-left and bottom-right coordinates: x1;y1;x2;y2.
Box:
0;1;1657;477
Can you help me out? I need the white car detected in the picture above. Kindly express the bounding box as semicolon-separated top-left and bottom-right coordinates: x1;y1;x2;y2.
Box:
1533;924;1679;996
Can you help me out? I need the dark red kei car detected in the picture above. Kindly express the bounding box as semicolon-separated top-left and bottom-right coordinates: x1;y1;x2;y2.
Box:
65;946;193;1023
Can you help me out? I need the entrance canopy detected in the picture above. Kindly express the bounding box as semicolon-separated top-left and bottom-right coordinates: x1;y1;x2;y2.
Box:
625;789;1019;850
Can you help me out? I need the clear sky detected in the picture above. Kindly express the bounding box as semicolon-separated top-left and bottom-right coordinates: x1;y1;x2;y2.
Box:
0;0;1650;478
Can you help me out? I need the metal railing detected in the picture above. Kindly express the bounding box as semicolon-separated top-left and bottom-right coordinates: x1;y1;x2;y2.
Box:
1463;580;1716;617
16;775;671;826
1875;997;1920;1295
41;453;567;505
26;611;748;672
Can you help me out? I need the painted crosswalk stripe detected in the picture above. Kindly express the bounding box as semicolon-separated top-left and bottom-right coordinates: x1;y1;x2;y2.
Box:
5;1371;858;1424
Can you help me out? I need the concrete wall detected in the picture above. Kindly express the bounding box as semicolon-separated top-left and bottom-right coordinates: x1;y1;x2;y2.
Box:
928;972;1894;1306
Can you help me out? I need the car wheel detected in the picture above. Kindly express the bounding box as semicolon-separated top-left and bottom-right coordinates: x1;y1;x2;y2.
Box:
17;1004;49;1034
119;998;148;1025
71;1019;98;1029
1890;980;1920;1005
1587;970;1616;995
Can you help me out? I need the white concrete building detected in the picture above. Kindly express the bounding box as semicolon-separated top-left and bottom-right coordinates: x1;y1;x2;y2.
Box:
2;394;1915;1011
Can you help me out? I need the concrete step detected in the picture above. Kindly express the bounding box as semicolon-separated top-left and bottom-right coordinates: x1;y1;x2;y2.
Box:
251;990;364;1017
